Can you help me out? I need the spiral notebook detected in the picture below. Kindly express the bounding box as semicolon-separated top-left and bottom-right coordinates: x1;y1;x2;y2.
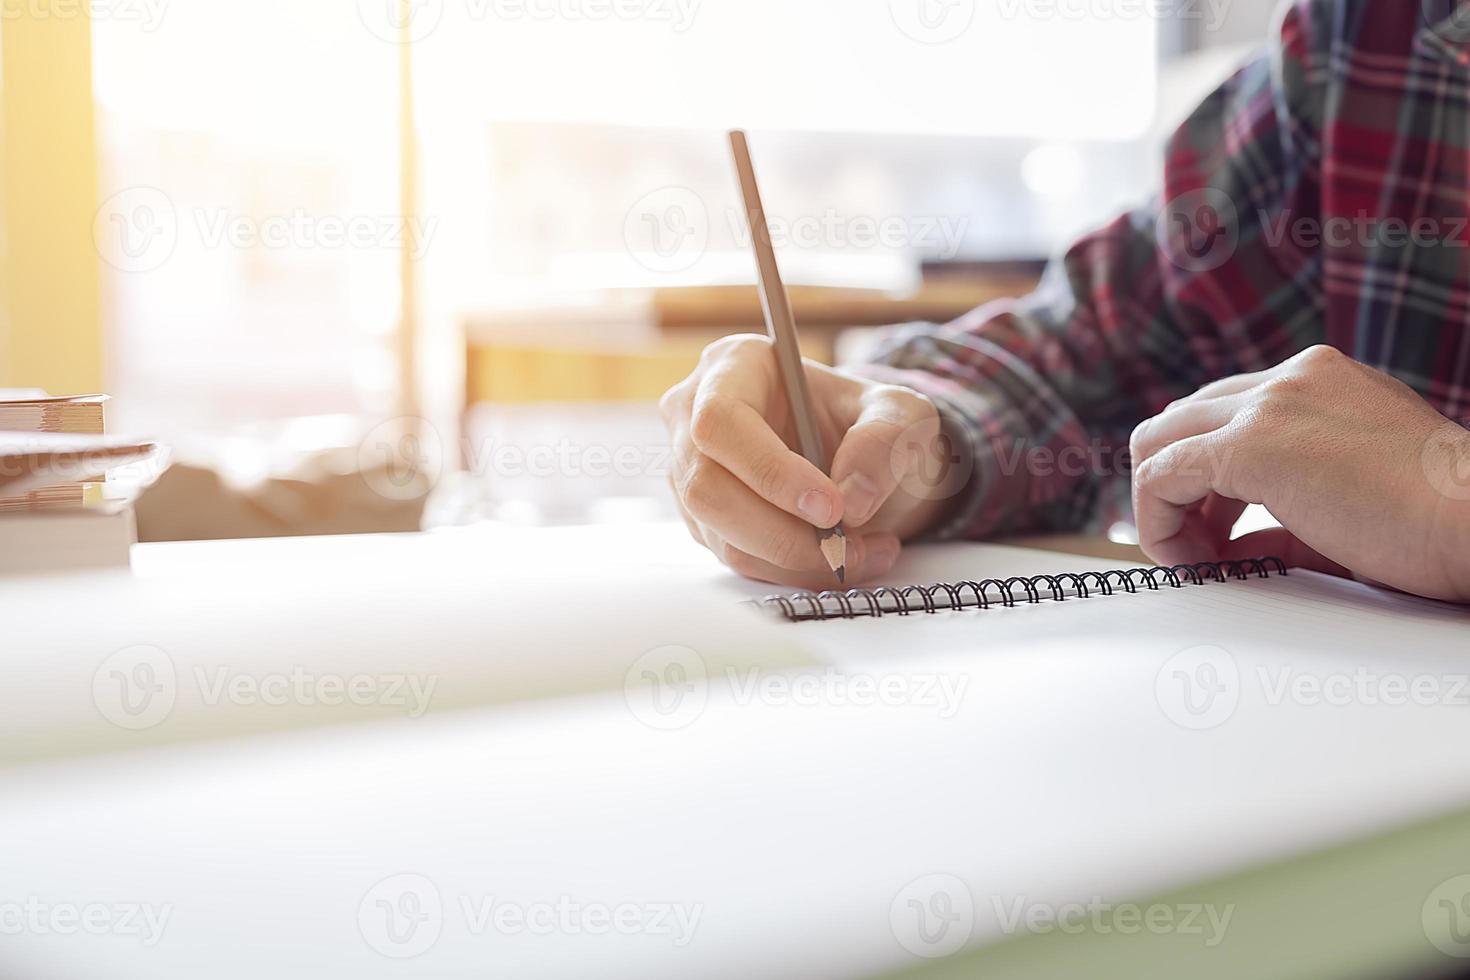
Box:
760;557;1287;622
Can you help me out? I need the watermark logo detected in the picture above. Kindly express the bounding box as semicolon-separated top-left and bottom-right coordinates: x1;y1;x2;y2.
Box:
728;209;968;259
358;875;702;954
94;187;179;274
1155;645;1239;730
1421;426;1470;503
194;666;438;718
890;415;975;503
464;437;673;481
490;0;701;31
624;645;708;730
624;187;709;275
992;895;1233;946
191;208;436;258
358;0;701;40
622;190;968;276
358;417;446;502
889;0;975;44
1258;665;1470;709
94;188;435;272
93;645;177;731
992;0;1229;32
460;894;702;945
1259;210;1469;252
1157;188;1239;273
1424;874;1470;958
359;874;444;958
891;873;974;958
0;897;173;946
357;0;445;43
94;646;438;732
725;667;969;718
0;0;169;30
1423;0;1470;47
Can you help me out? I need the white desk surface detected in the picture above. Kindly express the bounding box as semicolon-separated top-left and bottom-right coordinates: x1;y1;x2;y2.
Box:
2;524;1470;978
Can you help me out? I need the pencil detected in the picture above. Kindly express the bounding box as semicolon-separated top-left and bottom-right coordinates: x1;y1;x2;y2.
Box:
728;129;847;584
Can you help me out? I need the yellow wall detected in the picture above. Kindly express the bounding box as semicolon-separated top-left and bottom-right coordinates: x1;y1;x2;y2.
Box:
0;2;103;394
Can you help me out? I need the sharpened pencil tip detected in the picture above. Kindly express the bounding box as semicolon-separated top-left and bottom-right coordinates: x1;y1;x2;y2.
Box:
817;524;847;584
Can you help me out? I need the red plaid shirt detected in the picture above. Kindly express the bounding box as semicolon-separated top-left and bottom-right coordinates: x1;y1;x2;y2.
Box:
862;0;1470;539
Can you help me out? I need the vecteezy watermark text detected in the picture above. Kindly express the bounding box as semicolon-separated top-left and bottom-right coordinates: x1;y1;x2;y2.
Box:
1261;211;1470;251
889;875;1234;960
0;898;172;947
724;667;969;719
92;645;439;731
355;0;701;44
1156;643;1470;731
623;186;970;276
623;646;972;731
0;0;168;30
94;187;437;274
357;874;702;959
996;0;1230;31
992;895;1234;946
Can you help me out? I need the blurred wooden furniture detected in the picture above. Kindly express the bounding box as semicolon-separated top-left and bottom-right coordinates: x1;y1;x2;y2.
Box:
649;273;1040;335
464;267;1042;406
1007;534;1144;564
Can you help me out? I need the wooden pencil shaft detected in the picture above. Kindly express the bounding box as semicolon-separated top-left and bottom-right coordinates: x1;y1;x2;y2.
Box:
728;130;828;472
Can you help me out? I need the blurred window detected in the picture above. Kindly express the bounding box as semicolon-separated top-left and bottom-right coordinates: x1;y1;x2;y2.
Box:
94;0;1169;448
92;0;402;444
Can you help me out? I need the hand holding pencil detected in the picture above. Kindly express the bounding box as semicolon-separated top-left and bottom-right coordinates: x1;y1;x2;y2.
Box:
656;131;956;590
727;129;850;582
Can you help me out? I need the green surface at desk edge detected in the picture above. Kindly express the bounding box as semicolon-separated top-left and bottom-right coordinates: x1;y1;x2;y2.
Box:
879;806;1470;980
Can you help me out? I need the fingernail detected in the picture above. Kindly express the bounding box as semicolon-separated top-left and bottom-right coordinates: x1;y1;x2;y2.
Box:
838;473;880;525
798;490;835;527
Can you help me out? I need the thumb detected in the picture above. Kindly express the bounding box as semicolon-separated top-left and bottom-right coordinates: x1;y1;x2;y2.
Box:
829;386;937;529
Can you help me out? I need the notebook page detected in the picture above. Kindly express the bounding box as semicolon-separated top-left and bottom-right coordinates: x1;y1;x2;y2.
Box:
792;568;1470;671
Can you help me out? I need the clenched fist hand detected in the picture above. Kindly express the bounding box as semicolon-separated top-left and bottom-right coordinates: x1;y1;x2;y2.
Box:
661;335;956;590
1131;345;1470;602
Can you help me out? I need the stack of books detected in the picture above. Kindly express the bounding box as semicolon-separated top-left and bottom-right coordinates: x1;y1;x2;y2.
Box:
0;392;157;575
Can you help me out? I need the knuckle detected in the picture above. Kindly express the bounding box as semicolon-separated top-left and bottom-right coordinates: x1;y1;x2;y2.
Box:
657;382;689;422
848;426;892;462
878;385;933;420
679;461;720;518
1294;344;1342;373
1231;402;1271;433
723;545;762;579
764;530;803;570
1131;450;1167;490
746;452;788;503
1129;418;1156;461
1258;372;1308;406
688;395;735;450
682;519;705;547
704;333;770;364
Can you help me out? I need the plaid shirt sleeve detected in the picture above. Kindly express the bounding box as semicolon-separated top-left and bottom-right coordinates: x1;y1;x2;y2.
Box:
856;0;1335;541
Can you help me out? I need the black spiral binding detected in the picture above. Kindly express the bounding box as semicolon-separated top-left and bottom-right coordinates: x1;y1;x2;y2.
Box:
761;558;1288;623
